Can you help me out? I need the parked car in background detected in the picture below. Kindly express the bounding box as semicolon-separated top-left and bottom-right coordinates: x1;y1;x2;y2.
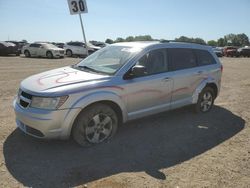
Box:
237;47;250;57
64;42;88;57
14;41;222;146
223;46;239;57
0;42;19;56
87;42;101;54
22;43;64;59
212;47;223;57
89;41;107;48
64;42;101;57
6;41;28;55
55;43;65;49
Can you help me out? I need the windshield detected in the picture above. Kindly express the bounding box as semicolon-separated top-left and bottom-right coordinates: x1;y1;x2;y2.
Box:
76;45;142;74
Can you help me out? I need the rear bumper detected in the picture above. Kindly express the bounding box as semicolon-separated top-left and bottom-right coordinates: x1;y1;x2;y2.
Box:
13;99;80;139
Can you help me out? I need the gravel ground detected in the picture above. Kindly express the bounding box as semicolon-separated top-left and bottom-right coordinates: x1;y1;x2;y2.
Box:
0;56;249;188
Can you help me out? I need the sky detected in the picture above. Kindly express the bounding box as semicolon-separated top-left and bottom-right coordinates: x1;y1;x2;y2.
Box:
0;0;249;43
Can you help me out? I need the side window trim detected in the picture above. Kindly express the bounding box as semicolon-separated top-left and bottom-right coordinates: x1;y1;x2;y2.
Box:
168;48;198;71
195;49;217;66
134;48;169;78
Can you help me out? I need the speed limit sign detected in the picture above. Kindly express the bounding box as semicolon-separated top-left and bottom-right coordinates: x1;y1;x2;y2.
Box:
67;0;88;15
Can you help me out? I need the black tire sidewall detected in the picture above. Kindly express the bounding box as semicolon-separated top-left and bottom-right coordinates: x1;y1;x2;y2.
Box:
72;104;118;147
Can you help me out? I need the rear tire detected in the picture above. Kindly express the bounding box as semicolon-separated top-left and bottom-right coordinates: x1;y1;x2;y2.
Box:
195;87;215;113
66;50;73;57
72;104;118;147
24;50;30;57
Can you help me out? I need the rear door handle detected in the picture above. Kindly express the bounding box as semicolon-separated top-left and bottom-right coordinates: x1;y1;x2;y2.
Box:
196;71;204;75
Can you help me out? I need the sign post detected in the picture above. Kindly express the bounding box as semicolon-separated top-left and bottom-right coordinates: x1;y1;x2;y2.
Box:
67;0;89;56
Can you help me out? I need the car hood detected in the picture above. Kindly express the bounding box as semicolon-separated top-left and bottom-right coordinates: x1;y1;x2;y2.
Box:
20;66;110;94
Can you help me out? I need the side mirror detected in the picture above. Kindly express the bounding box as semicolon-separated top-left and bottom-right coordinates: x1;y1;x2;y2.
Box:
132;65;146;76
124;65;146;79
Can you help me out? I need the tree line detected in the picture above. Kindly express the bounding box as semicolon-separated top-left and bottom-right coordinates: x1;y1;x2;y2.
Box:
105;33;249;47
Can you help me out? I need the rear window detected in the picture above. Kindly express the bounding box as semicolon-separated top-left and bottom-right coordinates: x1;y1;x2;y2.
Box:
169;48;197;71
195;49;216;66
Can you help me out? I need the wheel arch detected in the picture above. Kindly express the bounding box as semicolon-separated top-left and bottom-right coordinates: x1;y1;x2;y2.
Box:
205;83;218;98
65;91;127;138
192;78;219;104
66;49;72;53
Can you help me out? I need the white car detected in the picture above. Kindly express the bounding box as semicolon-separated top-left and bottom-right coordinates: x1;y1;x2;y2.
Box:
22;43;65;58
64;42;101;57
64;42;87;57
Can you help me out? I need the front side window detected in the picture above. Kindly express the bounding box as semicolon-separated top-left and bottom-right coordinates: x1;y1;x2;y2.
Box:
136;49;167;76
195;49;216;66
169;48;197;71
76;45;142;74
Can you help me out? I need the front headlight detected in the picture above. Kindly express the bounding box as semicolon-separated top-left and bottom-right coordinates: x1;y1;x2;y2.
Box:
30;96;68;110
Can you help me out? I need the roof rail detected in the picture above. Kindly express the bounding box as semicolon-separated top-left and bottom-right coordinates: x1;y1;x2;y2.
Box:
160;40;175;43
160;40;208;46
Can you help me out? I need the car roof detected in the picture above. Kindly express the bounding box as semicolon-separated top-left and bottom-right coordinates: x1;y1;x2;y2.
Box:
111;41;211;51
34;42;48;44
0;41;16;47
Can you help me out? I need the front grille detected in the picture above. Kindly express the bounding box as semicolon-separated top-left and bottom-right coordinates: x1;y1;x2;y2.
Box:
20;99;29;108
19;90;32;108
60;51;64;54
26;126;44;137
21;91;32;99
18;121;44;138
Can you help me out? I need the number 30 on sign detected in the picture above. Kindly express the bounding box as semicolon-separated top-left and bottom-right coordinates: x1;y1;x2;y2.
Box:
67;0;88;15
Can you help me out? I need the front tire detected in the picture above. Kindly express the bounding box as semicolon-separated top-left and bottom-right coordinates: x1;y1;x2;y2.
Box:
72;104;118;147
195;87;215;113
46;51;53;59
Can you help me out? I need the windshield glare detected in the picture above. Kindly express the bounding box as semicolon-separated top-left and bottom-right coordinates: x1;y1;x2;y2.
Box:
43;43;58;48
77;45;141;74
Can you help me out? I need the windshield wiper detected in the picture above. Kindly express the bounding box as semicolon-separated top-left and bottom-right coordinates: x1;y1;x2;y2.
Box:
78;65;96;72
77;65;106;74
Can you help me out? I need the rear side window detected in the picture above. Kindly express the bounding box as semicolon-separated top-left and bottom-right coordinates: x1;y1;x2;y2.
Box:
195;49;216;66
169;48;197;71
30;43;41;48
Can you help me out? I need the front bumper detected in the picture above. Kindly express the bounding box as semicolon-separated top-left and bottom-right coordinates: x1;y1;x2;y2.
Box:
13;99;80;139
53;51;65;58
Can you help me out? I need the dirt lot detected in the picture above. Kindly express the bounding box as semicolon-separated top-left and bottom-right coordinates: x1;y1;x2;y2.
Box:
0;56;249;188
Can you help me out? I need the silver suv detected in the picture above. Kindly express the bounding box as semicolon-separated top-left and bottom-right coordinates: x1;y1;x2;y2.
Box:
13;42;222;146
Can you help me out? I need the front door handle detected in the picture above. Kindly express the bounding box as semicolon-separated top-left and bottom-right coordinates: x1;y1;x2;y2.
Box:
162;77;171;82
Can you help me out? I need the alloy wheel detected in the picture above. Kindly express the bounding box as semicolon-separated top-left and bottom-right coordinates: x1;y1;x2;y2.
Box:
85;113;113;144
200;91;213;112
